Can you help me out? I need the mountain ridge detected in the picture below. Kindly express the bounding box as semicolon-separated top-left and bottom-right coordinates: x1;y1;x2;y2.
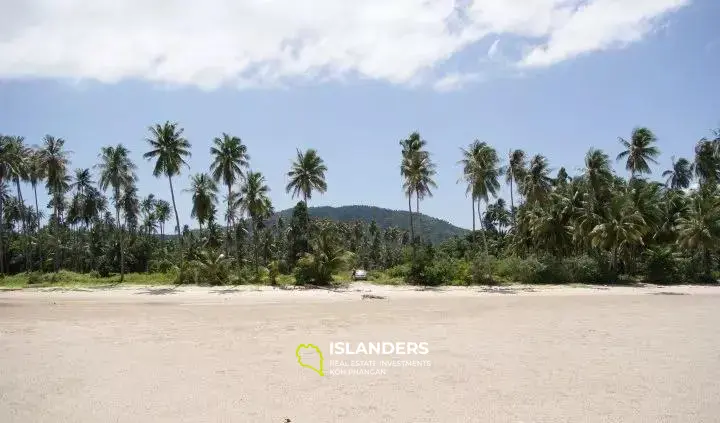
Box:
273;204;468;244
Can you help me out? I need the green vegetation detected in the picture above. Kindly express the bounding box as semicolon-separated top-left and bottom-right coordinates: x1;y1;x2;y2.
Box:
0;126;719;288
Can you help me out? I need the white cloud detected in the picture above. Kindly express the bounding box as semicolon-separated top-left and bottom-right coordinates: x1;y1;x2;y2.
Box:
0;0;690;89
487;39;501;59
433;72;484;92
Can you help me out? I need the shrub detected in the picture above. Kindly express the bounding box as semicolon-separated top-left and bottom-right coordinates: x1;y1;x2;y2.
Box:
425;257;469;286
175;250;232;286
386;264;409;278
268;261;280;285
149;259;175;274
496;256;543;284
468;254;498;285
642;247;680;284
27;272;43;285
88;270;101;279
562;255;603;284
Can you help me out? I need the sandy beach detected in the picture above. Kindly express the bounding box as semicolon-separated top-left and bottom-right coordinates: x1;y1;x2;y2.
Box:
1;283;719;422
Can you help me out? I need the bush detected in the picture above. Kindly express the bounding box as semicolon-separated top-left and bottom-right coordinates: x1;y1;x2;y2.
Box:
642;248;680;284
386;264;409;278
468;254;498;285
149;259;175;274
88;270;101;279
175;251;232;286
562;255;604;284
293;256;316;286
496;256;543;284
268;261;280;285
425;257;469;286
27;272;43;285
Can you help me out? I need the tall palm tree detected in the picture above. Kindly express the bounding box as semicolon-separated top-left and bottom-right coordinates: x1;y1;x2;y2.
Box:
2;137;31;271
286;148;328;204
209;133;249;252
588;194;646;271
144;121;191;241
662;157;693;190
155;200;171;241
185;173;218;230
239;171;273;274
27;149;46;235
400;132;431;255
523;155;553;205
693;137;720;189
617;127;660;178
584;148;613;201
97;144;137;282
507;149;526;225
40;135;70;225
459;141;501;253
676;189;720;275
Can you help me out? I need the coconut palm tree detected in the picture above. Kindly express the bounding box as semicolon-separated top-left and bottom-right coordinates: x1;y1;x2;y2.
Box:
694;137;720;189
155;200;171;241
400;132;431;255
286;148;327;204
27;149;46;237
144;121;191;241
617;127;660;178
40;135;70;224
584;148;613;201
210;133;249;251
459;141;501;252
97;144;137;282
588;194;647;271
507;149;526;225
662;157;693;190
239;171;273;274
523;155;553;205
185;173;218;231
2;137;32;271
676;189;720;275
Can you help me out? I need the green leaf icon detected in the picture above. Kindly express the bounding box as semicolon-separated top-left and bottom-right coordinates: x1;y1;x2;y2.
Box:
296;343;324;376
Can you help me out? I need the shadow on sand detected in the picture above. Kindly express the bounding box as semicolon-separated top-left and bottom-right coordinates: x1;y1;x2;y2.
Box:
649;291;690;296
133;287;181;296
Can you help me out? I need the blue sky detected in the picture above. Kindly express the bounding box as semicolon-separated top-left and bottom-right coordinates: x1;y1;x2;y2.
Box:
1;0;718;229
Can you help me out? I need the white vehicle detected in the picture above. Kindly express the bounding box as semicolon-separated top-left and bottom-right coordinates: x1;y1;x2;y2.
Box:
352;269;367;281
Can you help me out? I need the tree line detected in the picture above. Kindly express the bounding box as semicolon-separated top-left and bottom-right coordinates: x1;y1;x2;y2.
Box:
0;123;718;285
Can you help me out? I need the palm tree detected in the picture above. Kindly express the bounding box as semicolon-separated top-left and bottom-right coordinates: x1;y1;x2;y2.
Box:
27;149;46;235
523;155;553;205
239;171;273;274
286;148;328;204
617;127;660;178
507;149;526;225
210;133;249;252
144;121;191;241
400;132;431;255
676;190;720;275
155;200;171;241
588;194;647;271
97;144;137;282
2;137;32;271
584;148;613;201
40;135;70;224
459;141;501;250
185;173;218;230
694;137;720;189
662;157;693;190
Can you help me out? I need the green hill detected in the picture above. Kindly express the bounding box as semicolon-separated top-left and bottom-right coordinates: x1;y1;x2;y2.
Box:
274;205;468;244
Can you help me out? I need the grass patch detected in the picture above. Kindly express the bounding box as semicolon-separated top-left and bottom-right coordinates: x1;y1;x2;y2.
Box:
0;271;176;288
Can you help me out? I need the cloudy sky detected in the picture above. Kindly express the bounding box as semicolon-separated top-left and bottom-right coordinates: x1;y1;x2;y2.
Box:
1;0;718;228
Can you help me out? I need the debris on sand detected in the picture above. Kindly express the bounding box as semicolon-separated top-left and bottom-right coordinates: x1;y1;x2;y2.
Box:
361;294;386;300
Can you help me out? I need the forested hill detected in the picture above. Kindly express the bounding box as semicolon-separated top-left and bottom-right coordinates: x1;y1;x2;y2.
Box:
274;205;468;244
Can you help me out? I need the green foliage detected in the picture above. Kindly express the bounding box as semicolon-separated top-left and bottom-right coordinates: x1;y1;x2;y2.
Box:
175;250;232;286
469;254;498;285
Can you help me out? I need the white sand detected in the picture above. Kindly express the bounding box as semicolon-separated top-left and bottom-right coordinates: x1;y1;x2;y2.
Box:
1;283;719;422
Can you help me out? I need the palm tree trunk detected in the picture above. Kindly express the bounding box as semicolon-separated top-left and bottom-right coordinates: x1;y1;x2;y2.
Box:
478;200;488;255
115;192;124;283
33;183;42;272
471;197;475;232
168;174;182;242
226;184;231;256
15;180;30;273
0;190;4;275
509;176;515;227
407;193;415;262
